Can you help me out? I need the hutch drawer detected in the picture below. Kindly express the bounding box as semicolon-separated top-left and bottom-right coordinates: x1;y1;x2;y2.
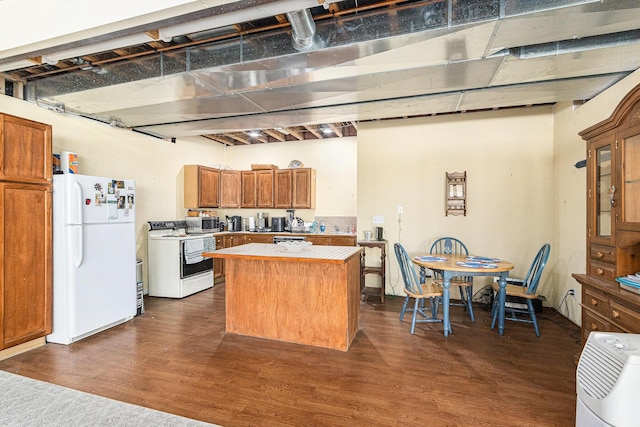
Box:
583;287;610;317
610;300;640;332
588;260;616;280
590;244;615;264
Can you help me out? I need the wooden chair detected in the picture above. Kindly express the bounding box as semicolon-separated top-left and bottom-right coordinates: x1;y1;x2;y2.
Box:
394;243;443;334
420;237;475;322
491;243;551;336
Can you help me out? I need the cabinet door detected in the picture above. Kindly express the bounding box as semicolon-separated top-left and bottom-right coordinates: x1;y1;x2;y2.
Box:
0;114;52;184
588;136;615;246
292;168;316;209
199;167;220;207
274;169;292;208
220;170;241;208
184;165;219;208
214;236;224;281
1;182;52;349
618;126;640;232
241;170;257;208
256;169;274;208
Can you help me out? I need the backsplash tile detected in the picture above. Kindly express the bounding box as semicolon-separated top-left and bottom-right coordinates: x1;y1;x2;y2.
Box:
314;216;357;234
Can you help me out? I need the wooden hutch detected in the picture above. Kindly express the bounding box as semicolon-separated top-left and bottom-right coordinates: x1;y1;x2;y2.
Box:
573;84;640;344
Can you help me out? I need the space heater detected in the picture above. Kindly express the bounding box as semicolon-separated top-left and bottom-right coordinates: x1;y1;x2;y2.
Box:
576;332;640;426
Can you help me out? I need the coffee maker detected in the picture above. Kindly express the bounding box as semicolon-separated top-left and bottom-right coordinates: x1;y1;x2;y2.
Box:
257;212;269;231
226;215;242;231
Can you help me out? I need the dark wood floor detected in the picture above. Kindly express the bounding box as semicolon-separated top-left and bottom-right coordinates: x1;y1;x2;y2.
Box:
0;284;581;427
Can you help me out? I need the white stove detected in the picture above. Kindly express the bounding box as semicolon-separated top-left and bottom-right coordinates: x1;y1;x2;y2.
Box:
147;221;216;298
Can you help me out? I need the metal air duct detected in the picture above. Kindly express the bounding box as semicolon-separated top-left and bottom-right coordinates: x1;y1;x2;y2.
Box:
286;9;316;51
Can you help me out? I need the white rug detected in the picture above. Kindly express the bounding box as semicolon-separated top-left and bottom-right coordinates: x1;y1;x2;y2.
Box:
0;370;218;426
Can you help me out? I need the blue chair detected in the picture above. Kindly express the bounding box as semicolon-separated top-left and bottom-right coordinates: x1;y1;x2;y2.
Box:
491;243;551;336
420;237;475;322
394;243;443;334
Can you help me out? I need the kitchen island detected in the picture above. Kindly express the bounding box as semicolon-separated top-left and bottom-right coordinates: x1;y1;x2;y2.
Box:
204;243;363;351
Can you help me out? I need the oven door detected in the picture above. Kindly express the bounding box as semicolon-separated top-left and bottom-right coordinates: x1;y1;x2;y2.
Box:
180;238;213;279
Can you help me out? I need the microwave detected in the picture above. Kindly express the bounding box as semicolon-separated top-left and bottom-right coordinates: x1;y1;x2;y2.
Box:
201;217;220;232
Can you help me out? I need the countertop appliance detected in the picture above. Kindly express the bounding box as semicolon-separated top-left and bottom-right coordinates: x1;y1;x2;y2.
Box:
576;332;640;426
147;221;215;298
48;174;137;345
271;217;285;232
226;215;242;231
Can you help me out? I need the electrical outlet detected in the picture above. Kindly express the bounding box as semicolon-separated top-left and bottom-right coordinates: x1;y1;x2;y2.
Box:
568;289;575;296
397;205;403;214
373;215;384;224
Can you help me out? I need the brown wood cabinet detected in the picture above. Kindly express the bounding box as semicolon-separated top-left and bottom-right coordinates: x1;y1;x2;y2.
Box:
214;235;224;283
256;169;274;208
184;165;220;208
241;169;274;208
0;114;52;352
241;171;257;208
245;233;274;244
574;84;640;343
274;169;293;208
219;170;241;208
292;168;316;209
274;168;315;209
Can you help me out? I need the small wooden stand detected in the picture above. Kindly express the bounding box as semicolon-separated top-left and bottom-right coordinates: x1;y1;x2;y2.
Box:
358;240;387;303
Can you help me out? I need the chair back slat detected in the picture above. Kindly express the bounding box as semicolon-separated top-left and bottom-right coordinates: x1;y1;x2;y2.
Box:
429;237;471;282
430;237;469;256
394;243;422;295
522;243;551;295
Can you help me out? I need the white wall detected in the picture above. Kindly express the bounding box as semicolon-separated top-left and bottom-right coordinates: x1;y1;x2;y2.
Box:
358;107;555;298
218;138;357;222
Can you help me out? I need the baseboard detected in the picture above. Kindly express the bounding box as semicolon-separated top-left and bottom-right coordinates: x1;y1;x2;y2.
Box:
0;337;46;361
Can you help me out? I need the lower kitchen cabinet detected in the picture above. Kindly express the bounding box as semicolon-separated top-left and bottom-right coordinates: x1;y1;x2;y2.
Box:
214;236;224;283
1;182;52;351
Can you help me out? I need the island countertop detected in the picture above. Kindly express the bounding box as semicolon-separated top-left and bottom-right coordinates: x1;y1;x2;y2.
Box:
203;243;362;264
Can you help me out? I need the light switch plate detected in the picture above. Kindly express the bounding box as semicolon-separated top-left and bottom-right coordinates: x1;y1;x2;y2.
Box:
373;215;384;224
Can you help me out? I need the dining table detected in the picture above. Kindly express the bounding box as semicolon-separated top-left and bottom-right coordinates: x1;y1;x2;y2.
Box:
412;254;514;336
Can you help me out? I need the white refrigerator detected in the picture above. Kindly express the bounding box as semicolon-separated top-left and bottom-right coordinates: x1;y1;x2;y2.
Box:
48;174;137;344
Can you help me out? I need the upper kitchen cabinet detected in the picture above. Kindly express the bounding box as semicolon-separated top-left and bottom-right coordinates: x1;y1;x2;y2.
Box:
184;165;220;208
220;170;241;208
274;168;316;209
0;113;52;184
274;169;293;208
292;168;316;209
256;169;274;208
241;170;257;208
241;169;274;208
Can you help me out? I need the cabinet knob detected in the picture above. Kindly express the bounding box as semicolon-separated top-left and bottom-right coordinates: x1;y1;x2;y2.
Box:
596;251;604;258
596;268;604;275
612;310;620;319
591;323;598;331
591;298;598;306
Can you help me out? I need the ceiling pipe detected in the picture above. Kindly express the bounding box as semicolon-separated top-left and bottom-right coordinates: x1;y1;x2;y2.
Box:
286;9;316;51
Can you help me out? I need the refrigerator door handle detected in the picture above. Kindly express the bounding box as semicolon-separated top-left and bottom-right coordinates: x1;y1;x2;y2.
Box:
72;179;84;225
71;225;85;269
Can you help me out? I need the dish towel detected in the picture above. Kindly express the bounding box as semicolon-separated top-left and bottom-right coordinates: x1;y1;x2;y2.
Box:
184;239;205;264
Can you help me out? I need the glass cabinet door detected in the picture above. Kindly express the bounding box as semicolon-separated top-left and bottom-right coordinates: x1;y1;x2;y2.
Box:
619;131;640;231
592;140;613;240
